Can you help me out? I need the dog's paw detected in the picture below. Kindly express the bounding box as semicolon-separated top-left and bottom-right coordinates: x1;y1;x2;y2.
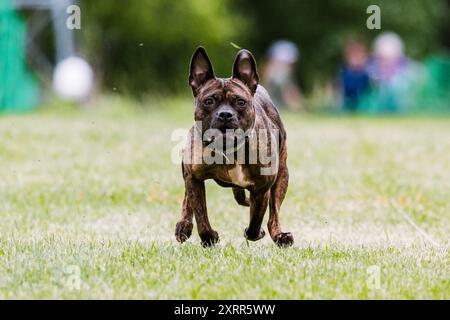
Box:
175;220;193;243
274;232;294;247
244;228;266;241
199;230;219;247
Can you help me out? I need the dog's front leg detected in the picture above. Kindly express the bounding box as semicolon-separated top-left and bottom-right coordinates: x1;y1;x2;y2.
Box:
185;174;219;247
175;190;194;243
244;189;269;241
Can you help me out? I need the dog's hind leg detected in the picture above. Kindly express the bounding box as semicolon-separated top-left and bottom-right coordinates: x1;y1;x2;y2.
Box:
268;145;294;247
233;187;250;207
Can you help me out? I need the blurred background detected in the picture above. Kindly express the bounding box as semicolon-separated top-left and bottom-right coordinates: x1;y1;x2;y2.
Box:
1;0;449;113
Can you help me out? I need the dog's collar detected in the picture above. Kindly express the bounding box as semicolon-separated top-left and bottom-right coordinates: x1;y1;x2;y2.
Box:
194;119;256;162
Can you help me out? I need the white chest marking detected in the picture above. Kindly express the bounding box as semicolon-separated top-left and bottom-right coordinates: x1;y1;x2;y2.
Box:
228;165;253;188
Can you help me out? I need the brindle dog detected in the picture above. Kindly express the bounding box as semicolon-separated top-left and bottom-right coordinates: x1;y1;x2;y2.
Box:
175;47;293;247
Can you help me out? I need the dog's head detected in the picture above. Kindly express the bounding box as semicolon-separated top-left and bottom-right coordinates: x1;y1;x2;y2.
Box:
189;47;259;136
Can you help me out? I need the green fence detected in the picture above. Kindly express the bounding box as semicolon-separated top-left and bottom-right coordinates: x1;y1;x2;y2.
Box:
0;0;40;113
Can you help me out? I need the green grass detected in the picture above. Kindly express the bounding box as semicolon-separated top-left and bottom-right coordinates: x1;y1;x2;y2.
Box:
0;97;449;299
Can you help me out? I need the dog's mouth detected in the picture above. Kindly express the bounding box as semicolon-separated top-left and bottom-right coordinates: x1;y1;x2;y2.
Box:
204;129;242;143
202;126;253;154
216;122;240;133
203;134;244;154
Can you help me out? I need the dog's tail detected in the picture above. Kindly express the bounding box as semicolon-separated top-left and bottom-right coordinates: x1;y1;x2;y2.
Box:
233;188;250;207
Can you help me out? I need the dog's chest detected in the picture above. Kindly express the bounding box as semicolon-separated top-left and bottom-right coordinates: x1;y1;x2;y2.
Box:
226;165;253;188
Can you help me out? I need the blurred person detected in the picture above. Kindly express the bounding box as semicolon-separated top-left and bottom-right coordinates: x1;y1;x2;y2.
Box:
338;38;370;112
366;32;419;112
262;40;303;110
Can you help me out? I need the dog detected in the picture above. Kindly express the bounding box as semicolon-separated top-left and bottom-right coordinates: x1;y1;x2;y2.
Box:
175;47;293;247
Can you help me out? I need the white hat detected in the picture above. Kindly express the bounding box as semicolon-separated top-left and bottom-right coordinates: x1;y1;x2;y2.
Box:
374;32;404;59
268;40;300;64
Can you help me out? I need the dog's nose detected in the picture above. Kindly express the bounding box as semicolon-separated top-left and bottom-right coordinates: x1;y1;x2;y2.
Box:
218;111;233;121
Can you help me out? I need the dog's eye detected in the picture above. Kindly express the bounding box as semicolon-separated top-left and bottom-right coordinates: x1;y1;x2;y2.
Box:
236;98;246;107
203;98;214;106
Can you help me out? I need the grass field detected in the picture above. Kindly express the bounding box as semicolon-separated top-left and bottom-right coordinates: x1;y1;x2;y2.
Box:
0;97;449;299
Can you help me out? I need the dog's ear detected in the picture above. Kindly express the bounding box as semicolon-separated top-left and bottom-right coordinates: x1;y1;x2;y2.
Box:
189;47;215;95
232;49;259;94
